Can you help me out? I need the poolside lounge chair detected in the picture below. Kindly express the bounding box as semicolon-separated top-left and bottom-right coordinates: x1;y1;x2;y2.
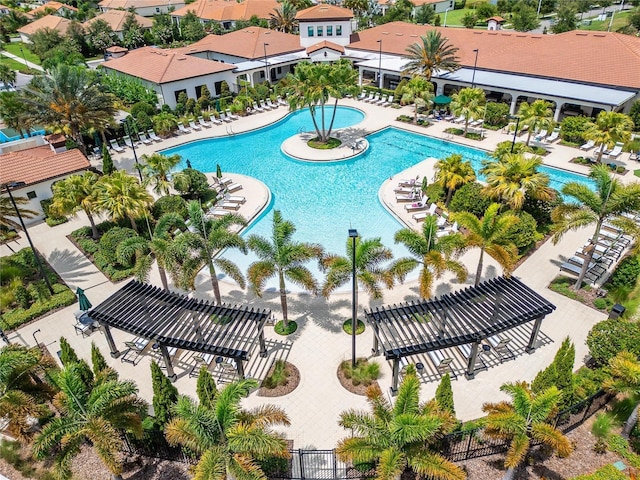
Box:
487;336;514;362
362;92;374;103
147;130;162;142
121;336;150;365
560;262;600;282
404;197;428;211
197;117;211;128
396;191;420;202
607;144;623;159
382;95;394;107
216;177;232;186
375;95;387;106
109;139;125;153
412;203;437;221
546;129;560;143
260;100;272;111
277;96;288;106
534;129;548;142
457;343;487;372
189;120;202;131
209;115;222;125
357;91;367;101
266;99;278;109
178;123;192;134
138;132;152;145
226;183;243;193
469;119;483;127
226;110;239;120
394;186;417;194
580;139;595;150
220;112;233;123
437;215;447;229
253;103;264;112
224;195;246;204
427;349;456;379
398;176;419;187
218;201;241;211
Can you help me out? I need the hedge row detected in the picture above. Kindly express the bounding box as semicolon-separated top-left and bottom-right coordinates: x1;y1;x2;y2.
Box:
0;283;76;330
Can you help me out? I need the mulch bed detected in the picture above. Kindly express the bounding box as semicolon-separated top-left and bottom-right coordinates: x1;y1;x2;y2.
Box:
336;362;379;396
257;361;300;397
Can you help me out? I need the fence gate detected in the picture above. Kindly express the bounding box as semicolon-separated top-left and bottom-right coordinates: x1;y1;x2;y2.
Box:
287;450;349;480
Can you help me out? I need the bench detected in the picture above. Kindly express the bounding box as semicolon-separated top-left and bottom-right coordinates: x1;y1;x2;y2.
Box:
427;349;456;379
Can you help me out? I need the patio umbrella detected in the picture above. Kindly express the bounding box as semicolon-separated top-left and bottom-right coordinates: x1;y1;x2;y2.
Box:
76;287;92;311
434;95;452;105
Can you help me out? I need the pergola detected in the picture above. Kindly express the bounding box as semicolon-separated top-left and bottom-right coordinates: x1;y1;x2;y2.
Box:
365;276;555;393
89;280;270;381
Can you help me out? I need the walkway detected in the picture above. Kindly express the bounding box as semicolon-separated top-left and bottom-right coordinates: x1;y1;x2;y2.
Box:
0;51;44;72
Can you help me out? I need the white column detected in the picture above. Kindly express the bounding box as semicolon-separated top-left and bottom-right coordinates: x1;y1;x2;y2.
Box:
554;102;563;122
358;68;363;87
510;95;518;115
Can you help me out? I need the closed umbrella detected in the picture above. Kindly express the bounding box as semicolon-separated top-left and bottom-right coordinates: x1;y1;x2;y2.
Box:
76;287;92;311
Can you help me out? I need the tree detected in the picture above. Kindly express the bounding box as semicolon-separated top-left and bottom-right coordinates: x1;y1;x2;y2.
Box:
434;153;476;207
165;378;290;480
283;60;359;143
122;12;145;49
102;143;115;175
0;63;16;86
344;0;369;19
152;111;178;137
247;210;323;327
453;203;519;286
336;366;463;480
90;342;109;376
492;140;531;161
551;165;640;289
398;75;433;122
59;336;81;366
393;215;468;298
175;201;247;304
28;27;64;61
50;171;101;239
94;170;153;233
151;12;174;45
584;111;634;163
517;99;554;146
0;91;30;138
85;19;116;53
172;167;210;200
552;0;579;33
462;11;478;28
141;152;182;195
450;87;486;135
179;11;206;42
0;195;38;231
511;1;540;31
196;366;217;410
483;382;573;479
414;4;436;24
402;30;460;81
150;360;178;430
435;373;456;417
531;337;575;407
604;351;640;439
628;100;640;132
33;363;146;480
270;1;297;33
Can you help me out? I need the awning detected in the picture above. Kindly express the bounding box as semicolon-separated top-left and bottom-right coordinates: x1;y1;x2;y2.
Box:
434;95;451;105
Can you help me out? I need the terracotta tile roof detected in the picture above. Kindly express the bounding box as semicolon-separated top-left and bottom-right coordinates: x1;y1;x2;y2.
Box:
99;0;180;8
172;0;278;21
106;45;128;53
102;46;236;83
0;147;90;187
43;133;66;146
295;4;353;20
348;22;640;89
84;10;152;32
29;1;78;15
17;15;72;36
487;16;505;22
175;27;302;59
306;40;345;54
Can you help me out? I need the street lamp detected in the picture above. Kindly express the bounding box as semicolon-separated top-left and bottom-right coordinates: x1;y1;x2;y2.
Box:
348;228;359;368
18;45;28;67
471;49;479;88
376;40;382;89
444;8;450;27
263;43;269;83
120;118;143;182
2;182;54;295
510;116;520;153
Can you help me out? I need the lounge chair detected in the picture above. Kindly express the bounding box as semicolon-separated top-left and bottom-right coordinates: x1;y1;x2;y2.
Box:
560;262;600;282
486;336;514;362
277;96;288;106
207;208;231;218
452;115;465;124
217;177;233;186
226;183;242;193
189;121;202;131
224;195;245;204
109;139;125;153
357;91;367;101
253;103;264;112
397;176;419;187
394;186;417;194
546;129;560;143
226;110;239;120
198;117;212;128
534;129;548;142
382;95;394;107
469;119;483;127
266;99;278;109
363;92;375;103
218;202;241;211
436;215;447;229
219;112;232;123
138;133;152;145
580;139;595;150
189;352;216;377
147;130;162;142
396;191;420;202
457;343;487;372
607;144;623;159
412;211;429;222
209;115;222;125
375;95;387;106
121;336;150;365
178;123;192;134
404;198;428;211
427;349;456;379
260;100;272;111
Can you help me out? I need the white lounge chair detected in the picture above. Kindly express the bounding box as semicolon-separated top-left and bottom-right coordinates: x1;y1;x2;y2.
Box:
207;208;230;218
363;92;375;103
412;211;429;222
397;176;419;187
225;195;245;204
189;121;202;131
109;139;125;153
209;115;222;125
405;201;427;212
260;100;272;111
357;91;367;101
217;177;233;185
580;139;595;150
266;99;278;109
375;95;387;106
452;115;465;124
396;191;420;202
198;117;212;128
226;110;239;120
226;183;242;193
534;129;548;142
394;186;417;194
277;96;288;106
486;336;514;362
178;123;192;134
607;144;623;159
218;202;241;211
546;129;560;143
253;103;264;112
138;133;152;145
147;130;162;142
382;95;394;107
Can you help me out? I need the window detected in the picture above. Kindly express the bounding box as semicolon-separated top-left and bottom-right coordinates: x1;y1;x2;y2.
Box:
336;25;342;35
308;26;314;37
277;66;282;74
317;26;323;37
156;7;160;12
26;191;36;199
327;26;333;36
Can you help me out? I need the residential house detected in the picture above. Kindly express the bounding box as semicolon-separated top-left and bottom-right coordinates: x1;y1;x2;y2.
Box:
84;10;153;41
171;0;279;31
17;14;72;43
98;0;186;17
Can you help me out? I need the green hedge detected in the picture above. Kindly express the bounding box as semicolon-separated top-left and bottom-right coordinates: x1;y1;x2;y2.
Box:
1;283;75;330
608;256;640;290
571;465;627;480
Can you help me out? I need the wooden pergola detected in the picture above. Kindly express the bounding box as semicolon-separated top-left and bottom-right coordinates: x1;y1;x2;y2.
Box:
89;280;270;381
365;276;556;393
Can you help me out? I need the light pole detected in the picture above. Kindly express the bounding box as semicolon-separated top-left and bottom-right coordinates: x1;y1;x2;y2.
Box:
537;0;542;16
18;45;28;67
471;49;479;88
444;7;450;27
376;40;382;89
510;116;520;153
2;182;54;295
263;42;269;83
349;228;359;368
120;118;143;182
607;11;616;31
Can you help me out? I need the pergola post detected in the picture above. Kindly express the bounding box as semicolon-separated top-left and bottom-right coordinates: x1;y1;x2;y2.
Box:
258;330;267;357
371;322;380;356
235;358;245;378
525;316;544;353
390;357;400;395
103;325;121;358
464;341;481;380
159;345;177;382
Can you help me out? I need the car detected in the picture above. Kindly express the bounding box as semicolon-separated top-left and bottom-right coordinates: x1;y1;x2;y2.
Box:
0;82;16;92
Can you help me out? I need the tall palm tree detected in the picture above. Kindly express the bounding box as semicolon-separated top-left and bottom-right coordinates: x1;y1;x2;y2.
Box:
483;382;573;480
450;87;485;135
32;363;146;480
604;351;640;439
399;75;433;122
247;210;323;328
175;201;247;304
0;91;31;139
269;1;297;33
492;140;531;161
140;152;182;195
434;154;476;207
50;171;102;239
552;165;640;289
480;153;555;211
116;212;187;291
584;111;634;163
21;64;116;154
394;215;468;298
166;378;290;480
93;170;153;233
453;203;519;286
337;366;464;480
402;30;460;81
517;100;554;146
0;195;38;231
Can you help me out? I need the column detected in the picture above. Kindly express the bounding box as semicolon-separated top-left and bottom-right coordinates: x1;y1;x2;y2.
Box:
159;345;177;382
103;326;121;358
390;358;400;395
371;322;380;356
464;341;481;380
525;316;544;353
554;102;563;122
235;358;245;378
358;68;363;87
259;330;267;357
510;95;519;115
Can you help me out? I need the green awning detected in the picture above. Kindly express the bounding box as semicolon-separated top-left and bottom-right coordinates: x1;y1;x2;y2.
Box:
434;95;452;105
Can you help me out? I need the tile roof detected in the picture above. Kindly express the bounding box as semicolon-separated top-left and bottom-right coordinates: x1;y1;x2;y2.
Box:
17;15;72;36
172;0;278;21
99;0;180;8
106;45;128;53
348;22;640;89
29;1;78;15
175;27;302;59
306;40;345;54
296;4;353;20
410;0;449;5
0;147;90;187
102;46;236;83
84;10;152;32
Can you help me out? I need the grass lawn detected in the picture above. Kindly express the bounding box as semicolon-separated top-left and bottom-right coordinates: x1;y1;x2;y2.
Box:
0;56;39;74
580;11;630;31
437;8;476;26
634;169;640;178
1;42;41;65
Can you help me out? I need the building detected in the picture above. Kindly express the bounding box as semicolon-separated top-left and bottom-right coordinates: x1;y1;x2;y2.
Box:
98;0;186;17
410;0;454;15
171;0;279;31
17;15;72;43
84;10;153;41
486;16;505;30
295;4;354;48
28;1;78;18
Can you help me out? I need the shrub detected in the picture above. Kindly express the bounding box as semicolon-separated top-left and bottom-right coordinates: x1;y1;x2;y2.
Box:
608;256;640;290
173;168;210;200
484;102;509;127
91;342;109;375
131;101;157;118
503;211;539;253
570;366;609;405
98;227;137;266
151;360;179;430
628;99;640;132
151;195;188;220
586;318;640;366
522;194;562;230
593;298;608;310
0;284;75;329
435;373;455;416
341;359;380;387
14;285;31;309
571;464;627;480
531;337;575;407
59;336;80;366
560;115;592;144
449;182;491;217
262;360;290;389
196;366;217;409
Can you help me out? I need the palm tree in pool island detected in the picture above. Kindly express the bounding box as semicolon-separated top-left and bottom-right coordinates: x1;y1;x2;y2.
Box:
247;210;324;330
434;153;476;207
399;76;433;123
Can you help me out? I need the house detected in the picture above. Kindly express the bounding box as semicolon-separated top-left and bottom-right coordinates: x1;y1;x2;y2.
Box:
28;1;78;18
171;0;279;31
17;15;72;43
486;16;505;30
84;10;153;41
98;0;186;17
295;4;354;48
0;4;12;15
105;45;128;59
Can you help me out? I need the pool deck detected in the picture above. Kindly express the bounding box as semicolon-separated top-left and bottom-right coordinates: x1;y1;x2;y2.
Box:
7;97;637;450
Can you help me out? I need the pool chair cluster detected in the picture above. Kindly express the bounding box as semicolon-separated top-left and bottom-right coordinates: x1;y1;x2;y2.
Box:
248;98;282;114
206;177;245;218
356;91;394;107
108;130;164;153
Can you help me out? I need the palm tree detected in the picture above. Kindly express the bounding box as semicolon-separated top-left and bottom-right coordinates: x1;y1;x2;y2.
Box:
0;345;55;441
32;363;146;480
283;60;359;143
93;170;153;233
116;212;187;291
21;64;116;154
0;64;16;86
0;91;30;139
552;165;640;289
453;203;519;286
450;87;485;135
269;1;297;33
337;366;464;480
166;378;290;480
394;215;468;299
480;153;555;210
603;351;640;439
247;210;323;328
517;100;554;146
402;30;460;81
0;195;38;231
584;111;634;163
434;154;476;207
50;171;101;239
483;382;573;480
492;140;530;160
175;201;247;304
399;76;433;122
140;152;182;195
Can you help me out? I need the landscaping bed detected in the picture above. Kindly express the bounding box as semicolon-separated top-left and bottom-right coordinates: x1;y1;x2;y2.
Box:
571;157;627;175
396;115;431;128
337;358;380;396
258;360;300;397
443;127;484;141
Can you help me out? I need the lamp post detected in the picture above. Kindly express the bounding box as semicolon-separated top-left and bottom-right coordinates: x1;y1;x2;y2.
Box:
444;7;450;27
510;116;520;153
376;40;382;89
263;42;269;83
536;0;542;16
2;182;54;295
18;45;28;68
471;49;479;88
120;118;143;182
348;228;359;368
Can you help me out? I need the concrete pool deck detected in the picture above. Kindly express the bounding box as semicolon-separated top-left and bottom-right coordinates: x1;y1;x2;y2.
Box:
6;97;633;449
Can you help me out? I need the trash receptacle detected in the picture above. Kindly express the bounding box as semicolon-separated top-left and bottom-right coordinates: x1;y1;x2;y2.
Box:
609;303;626;319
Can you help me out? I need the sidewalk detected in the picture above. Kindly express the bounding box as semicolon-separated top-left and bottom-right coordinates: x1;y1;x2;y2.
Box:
0;51;44;72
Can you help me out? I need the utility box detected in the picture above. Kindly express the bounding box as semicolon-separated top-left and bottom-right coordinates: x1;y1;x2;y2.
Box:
609;304;626;320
